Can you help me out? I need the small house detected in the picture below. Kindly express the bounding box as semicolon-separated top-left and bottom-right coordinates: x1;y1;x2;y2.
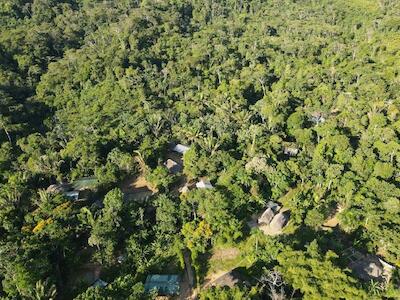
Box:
92;278;108;288
344;249;395;283
283;146;299;156
47;183;71;194
144;274;180;296
310;112;326;124
258;202;281;225
196;179;213;189
72;177;98;191
164;159;182;174
172;144;190;155
179;184;190;194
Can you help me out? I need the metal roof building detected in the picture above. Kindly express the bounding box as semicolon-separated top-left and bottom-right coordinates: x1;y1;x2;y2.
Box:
144;274;180;295
72;177;98;191
196;179;213;189
172;144;190;154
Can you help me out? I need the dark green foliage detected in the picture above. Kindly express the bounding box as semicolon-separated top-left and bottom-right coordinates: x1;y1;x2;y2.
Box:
277;241;368;299
1;0;400;298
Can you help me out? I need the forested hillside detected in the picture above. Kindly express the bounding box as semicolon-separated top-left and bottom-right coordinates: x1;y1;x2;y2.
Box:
1;0;400;299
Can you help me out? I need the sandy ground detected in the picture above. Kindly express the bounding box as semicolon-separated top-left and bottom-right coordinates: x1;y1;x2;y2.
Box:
120;175;155;201
322;206;343;228
259;224;283;236
323;215;339;228
120;175;154;192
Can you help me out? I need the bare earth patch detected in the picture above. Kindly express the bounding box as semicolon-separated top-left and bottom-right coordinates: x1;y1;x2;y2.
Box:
259;224;283;236
120;175;155;201
322;205;343;229
210;248;240;262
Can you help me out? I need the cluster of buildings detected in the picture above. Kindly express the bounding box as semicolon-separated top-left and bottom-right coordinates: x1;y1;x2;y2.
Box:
165;143;214;193
257;202;290;235
46;140;396;297
46;177;98;201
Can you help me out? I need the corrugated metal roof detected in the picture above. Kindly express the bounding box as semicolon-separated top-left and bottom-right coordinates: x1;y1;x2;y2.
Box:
172;144;190;154
196;179;213;189
64;190;79;200
144;274;180;295
72;177;98;191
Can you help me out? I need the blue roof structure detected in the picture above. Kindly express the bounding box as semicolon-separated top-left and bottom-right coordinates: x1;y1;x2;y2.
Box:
144;274;180;295
64;190;79;201
92;278;108;288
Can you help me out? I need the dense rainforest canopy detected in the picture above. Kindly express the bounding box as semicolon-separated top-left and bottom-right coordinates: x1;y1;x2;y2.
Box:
1;0;400;299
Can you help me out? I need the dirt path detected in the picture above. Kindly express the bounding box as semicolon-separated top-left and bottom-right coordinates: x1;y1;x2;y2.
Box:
180;251;195;300
184;251;195;288
200;256;247;292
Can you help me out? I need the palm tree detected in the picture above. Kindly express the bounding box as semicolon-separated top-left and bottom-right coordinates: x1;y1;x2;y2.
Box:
31;279;57;300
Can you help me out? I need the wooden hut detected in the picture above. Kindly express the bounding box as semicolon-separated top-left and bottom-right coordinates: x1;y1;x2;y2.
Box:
164;159;182;174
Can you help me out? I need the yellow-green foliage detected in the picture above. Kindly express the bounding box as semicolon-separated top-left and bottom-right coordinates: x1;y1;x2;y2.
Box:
32;218;53;234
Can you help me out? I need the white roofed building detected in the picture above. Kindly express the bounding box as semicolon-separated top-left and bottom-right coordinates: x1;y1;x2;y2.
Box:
196;179;213;189
172;144;190;154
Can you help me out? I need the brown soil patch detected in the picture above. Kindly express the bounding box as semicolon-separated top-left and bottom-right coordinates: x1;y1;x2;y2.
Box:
259;224;283;236
121;175;153;192
322;206;343;228
210;248;240;262
209;270;242;288
120;175;156;201
178;270;192;300
323;215;339;228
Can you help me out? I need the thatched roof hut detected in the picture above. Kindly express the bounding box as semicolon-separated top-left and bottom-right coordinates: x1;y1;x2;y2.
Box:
269;212;289;232
258;208;275;225
345;249;395;283
258;202;281;225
